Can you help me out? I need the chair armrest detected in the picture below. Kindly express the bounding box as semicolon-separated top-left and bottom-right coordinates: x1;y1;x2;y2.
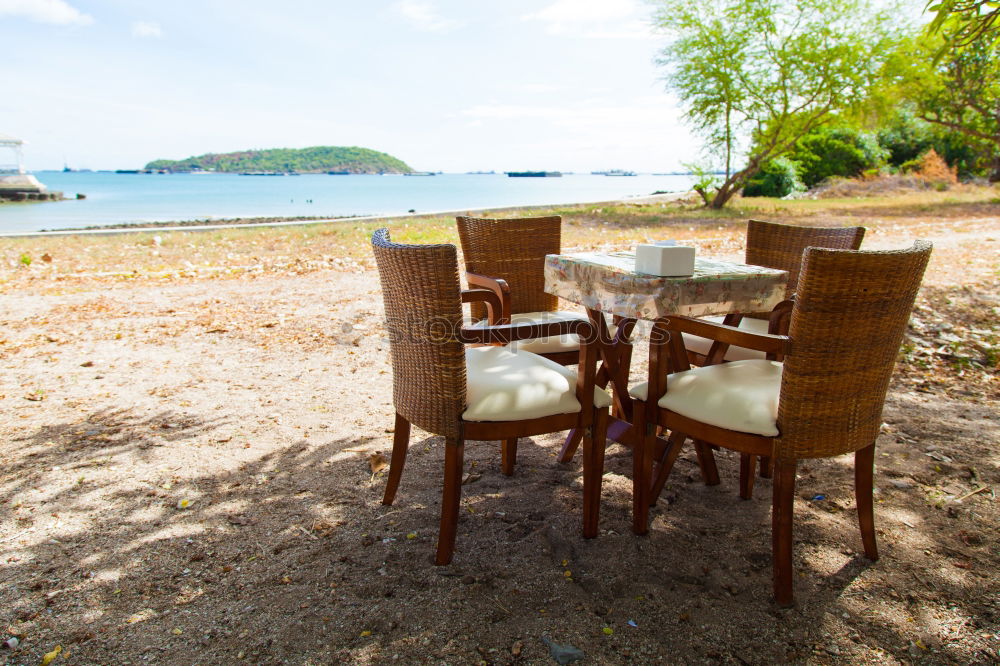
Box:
662;315;790;355
642;315;791;404
768;298;794;335
461;288;503;325
466;272;511;324
457;318;594;346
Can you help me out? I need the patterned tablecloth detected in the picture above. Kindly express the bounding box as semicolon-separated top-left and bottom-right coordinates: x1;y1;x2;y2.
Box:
544;251;788;320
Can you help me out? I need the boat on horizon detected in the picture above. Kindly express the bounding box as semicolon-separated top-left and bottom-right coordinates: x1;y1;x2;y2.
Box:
592;169;636;176
506;171;562;178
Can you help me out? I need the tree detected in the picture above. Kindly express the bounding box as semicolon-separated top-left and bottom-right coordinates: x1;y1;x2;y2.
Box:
907;31;1000;180
926;0;1000;49
877;107;987;178
652;0;899;208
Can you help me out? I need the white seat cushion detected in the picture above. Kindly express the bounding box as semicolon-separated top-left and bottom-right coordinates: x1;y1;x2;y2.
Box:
682;316;770;362
463;346;612;422
477;310;588;354
629;359;781;436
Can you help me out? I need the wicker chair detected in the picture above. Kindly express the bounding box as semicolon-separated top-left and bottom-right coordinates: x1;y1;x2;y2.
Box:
684;220;867;497
456;215;589;366
684;219;867;367
630;241;932;604
371;228;612;565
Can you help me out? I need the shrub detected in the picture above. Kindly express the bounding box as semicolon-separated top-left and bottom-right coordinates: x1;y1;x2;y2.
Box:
742;157;806;198
789;127;888;187
877;110;987;179
907;148;958;186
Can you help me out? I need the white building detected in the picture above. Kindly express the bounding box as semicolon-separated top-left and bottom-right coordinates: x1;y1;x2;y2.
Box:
0;133;47;193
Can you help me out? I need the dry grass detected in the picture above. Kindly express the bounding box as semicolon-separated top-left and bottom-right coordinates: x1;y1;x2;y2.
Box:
2;185;997;288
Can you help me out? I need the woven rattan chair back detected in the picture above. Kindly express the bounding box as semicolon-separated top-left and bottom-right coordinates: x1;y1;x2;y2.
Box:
456;215;562;321
745;219;866;296
775;241;932;460
371;228;466;439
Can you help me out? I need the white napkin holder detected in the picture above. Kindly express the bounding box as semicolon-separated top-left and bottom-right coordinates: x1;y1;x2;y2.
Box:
635;242;696;276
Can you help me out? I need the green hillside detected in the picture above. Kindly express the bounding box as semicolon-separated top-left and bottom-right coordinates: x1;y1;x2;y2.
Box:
145;146;412;174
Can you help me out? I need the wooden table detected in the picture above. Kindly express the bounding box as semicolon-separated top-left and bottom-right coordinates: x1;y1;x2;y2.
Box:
544;251;788;456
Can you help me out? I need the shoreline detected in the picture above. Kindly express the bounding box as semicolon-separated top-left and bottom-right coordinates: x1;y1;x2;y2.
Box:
0;191;696;238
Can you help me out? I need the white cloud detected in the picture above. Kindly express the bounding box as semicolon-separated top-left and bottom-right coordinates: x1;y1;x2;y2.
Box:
581;20;657;40
459;96;687;134
455;96;700;171
131;21;162;38
390;0;461;33
523;0;637;24
0;0;93;25
522;0;646;35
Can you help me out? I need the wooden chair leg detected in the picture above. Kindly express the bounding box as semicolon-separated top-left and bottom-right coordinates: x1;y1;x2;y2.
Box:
557;428;583;464
632;402;652;535
382;413;411;505
739;454;757;500
855;443;879;561
649;431;686;505
582;408;609;538
759;455;774;479
435;437;465;565
693;439;721;486
501;438;518;476
772;458;797;606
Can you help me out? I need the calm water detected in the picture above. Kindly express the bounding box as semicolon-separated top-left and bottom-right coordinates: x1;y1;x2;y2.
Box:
0;171;695;233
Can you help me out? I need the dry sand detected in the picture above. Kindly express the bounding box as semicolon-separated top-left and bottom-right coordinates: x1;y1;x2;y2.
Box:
0;204;997;665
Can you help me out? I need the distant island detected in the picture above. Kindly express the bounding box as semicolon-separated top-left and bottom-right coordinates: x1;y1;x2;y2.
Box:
144;146;412;174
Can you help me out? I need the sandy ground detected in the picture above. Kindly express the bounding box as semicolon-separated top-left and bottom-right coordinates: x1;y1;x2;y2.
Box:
0;207;998;665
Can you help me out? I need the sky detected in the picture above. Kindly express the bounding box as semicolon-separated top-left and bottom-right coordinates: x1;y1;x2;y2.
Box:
0;0;703;173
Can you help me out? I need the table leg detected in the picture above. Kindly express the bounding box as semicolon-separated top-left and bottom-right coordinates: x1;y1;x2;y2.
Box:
559;312;636;462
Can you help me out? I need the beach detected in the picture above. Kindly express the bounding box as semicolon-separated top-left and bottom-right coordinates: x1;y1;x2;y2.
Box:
1;190;997;664
0;172;696;234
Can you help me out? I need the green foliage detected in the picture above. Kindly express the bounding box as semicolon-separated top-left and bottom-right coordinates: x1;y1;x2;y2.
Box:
742;157;806;197
890;28;1000;180
684;163;722;205
878;109;986;178
145;146;412;174
19;253;31;266
652;0;900;208
788;127;888;187
878;110;936;165
926;0;1000;49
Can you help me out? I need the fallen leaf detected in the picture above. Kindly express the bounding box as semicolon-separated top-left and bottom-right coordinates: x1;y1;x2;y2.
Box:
40;645;62;665
369;453;388;474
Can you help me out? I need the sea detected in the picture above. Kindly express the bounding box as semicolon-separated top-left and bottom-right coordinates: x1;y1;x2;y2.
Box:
0;171;695;234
